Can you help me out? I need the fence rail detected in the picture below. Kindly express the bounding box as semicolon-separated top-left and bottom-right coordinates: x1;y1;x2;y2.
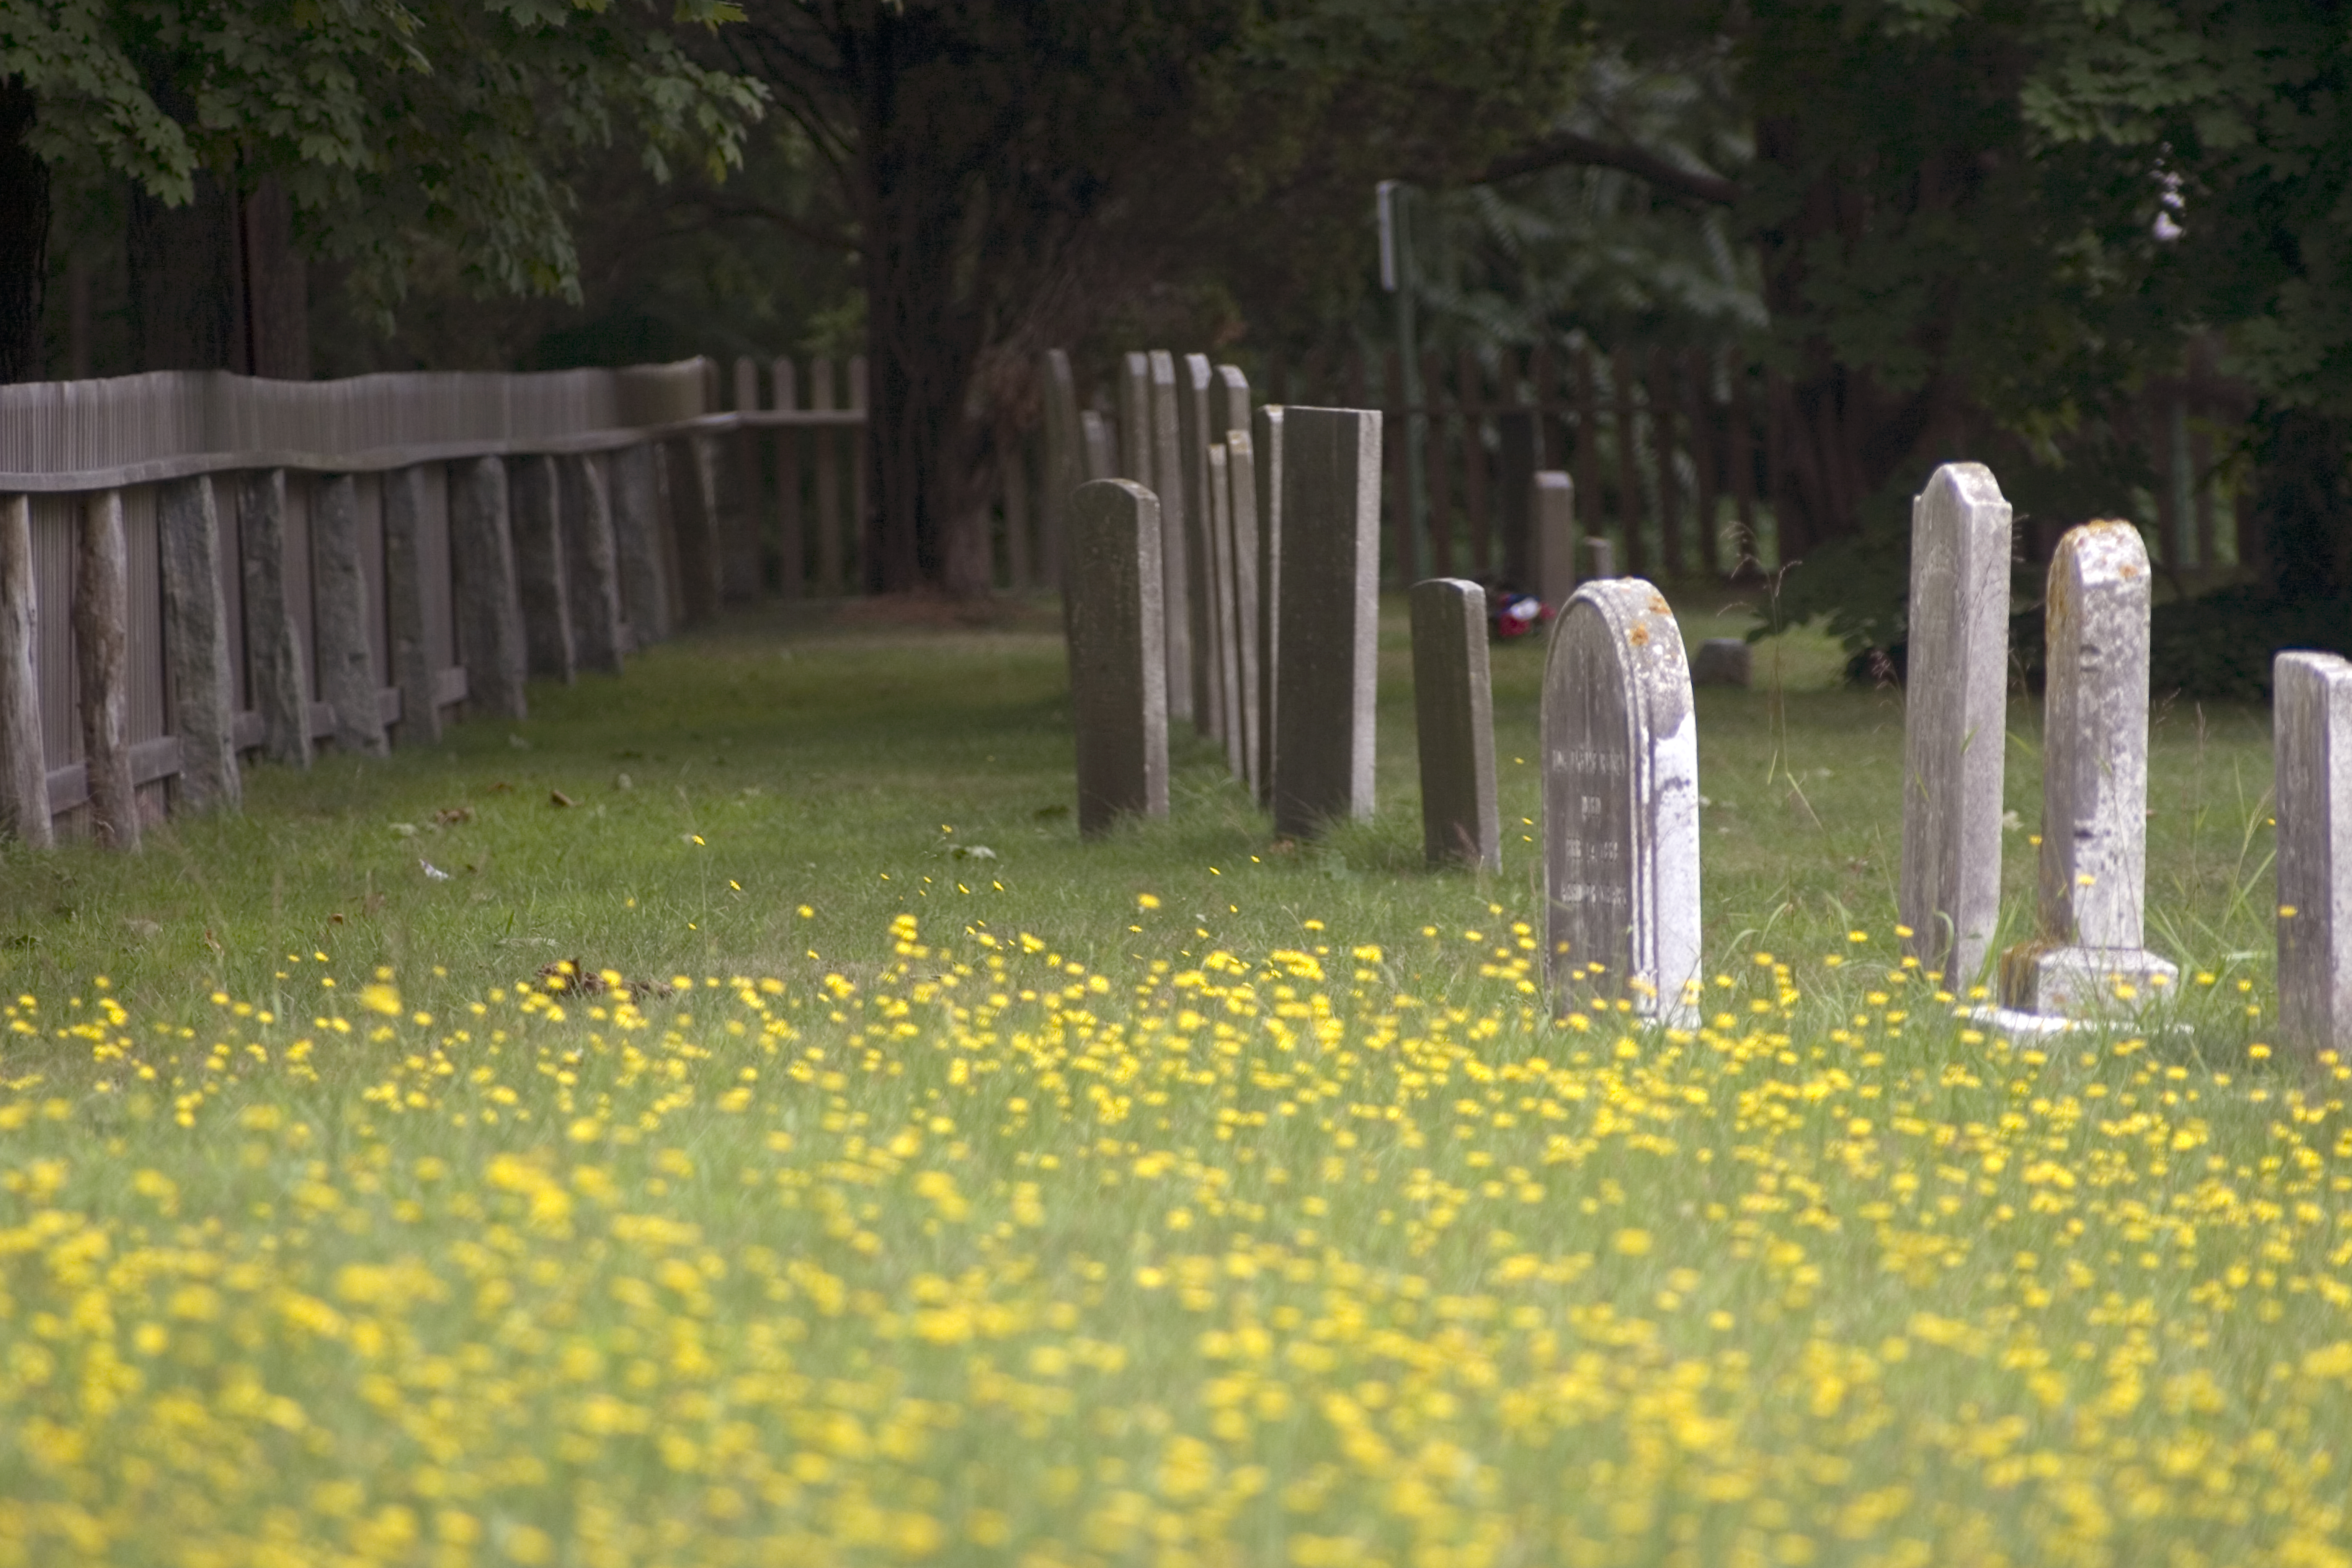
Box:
0;353;873;849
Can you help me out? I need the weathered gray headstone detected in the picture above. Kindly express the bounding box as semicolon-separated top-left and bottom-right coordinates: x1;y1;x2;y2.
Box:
562;454;625;675
312;474;389;755
1179;353;1217;737
1899;462;2012;986
1068;479;1169;836
1040;351;1082;590
1253;405;1283;808
158;475;241;809
1206;440;1244;774
1690;639;1751;688
1583;535;1616;581
609;443;670;647
450;454;527;721
1543;577;1700;1027
381;465;442;747
1227;427;1264;796
239;469;312;766
76;490;138;848
2275;651;2352;1055
1532;472;1577;610
1272;407;1382;838
1412;578;1499;869
1118;353;1153;486
508;454;575;684
1999;520;2176;1017
1080;410;1116;482
1147;352;1194;724
0;495;48;845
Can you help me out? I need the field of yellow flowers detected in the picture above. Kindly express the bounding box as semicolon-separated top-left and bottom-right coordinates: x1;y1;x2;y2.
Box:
0;603;2332;1566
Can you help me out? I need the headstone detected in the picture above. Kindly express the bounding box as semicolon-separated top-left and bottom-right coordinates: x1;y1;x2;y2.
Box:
1272;407;1382;838
1411;578;1499;869
1497;411;1543;589
1543;577;1700;1027
2275;651;2352;1054
1899;462;2012;987
1532;472;1577;610
609;443;670;646
1179;353;1217;737
1226;427;1263;795
1253;405;1284;808
508;454;575;683
1118;353;1153;485
1147;352;1195;724
1206;441;1244;774
1080;410;1116;482
1999;521;2177;1018
0;495;45;845
450;454;527;720
1068;479;1169;836
157;475;241;808
1039;351;1082;589
75;490;137;848
562;454;625;675
1690;639;1752;687
312;474;389;755
239;469;312;766
1583;535;1616;581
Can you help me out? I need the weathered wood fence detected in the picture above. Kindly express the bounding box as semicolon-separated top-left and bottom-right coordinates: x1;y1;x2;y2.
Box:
999;341;2259;593
0;355;869;848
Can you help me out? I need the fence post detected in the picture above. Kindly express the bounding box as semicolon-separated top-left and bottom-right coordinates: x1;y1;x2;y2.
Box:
727;357;763;601
1650;348;1683;579
609;443;670;647
563;453;625;675
1040;350;1081;595
849;355;870;586
1458;349;1490;576
1421;350;1452;578
1612;349;1645;578
510;454;575;683
773;358;803;601
451;455;527;720
1573;345;1600;573
382;464;443;747
314;473;390;756
0;494;50;846
811;359;842;594
666;436;724;622
76;488;138;848
240;469;312;767
1002;422;1032;591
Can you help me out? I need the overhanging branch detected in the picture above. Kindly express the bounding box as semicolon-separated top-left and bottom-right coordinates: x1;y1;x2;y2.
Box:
1476;130;1738;206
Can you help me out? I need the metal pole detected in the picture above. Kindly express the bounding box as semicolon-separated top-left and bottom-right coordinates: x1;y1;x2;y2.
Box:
1379;181;1429;583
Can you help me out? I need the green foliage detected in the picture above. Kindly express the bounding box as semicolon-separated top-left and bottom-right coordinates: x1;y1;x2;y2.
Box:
2;0;766;320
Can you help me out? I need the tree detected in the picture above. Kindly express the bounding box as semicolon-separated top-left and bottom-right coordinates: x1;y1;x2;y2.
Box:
732;0;1579;596
0;0;765;380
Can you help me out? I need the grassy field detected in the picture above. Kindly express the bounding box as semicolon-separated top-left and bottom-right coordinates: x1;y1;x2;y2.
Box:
1;593;2342;1568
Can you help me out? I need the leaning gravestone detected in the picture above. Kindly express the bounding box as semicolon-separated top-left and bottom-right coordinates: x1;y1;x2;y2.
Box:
1253;405;1284;809
2277;651;2352;1054
1226;427;1264;796
1583;536;1616;581
1068;480;1169;836
1206;440;1245;776
1543;578;1701;1027
1117;353;1153;488
1999;521;2176;1020
1272;407;1382;839
1899;463;2012;987
1411;578;1500;869
1180;353;1218;740
1532;471;1577;611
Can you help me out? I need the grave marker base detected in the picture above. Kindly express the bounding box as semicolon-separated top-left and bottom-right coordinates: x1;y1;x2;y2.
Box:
1997;941;2180;1022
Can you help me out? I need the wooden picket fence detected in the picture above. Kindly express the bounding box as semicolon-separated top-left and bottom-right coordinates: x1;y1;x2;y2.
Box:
1001;339;2262;593
0;355;869;848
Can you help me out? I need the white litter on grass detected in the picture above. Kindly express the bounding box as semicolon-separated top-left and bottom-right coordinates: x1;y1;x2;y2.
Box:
420;860;452;881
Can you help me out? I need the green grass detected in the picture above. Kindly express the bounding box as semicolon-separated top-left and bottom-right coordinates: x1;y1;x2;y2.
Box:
0;593;2339;1568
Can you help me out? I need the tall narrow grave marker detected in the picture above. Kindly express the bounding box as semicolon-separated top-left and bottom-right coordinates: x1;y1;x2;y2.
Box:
1532;472;1577;610
1899;462;2011;987
1180;354;1217;738
2277;652;2352;1054
1227;427;1263;795
1147;353;1194;723
1206;440;1244;774
1253;405;1284;808
2000;521;2176;1018
1272;408;1382;838
1412;578;1499;869
1068;479;1169;836
1543;578;1700;1026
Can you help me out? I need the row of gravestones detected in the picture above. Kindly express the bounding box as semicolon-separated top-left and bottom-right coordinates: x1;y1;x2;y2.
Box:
1064;448;2352;1055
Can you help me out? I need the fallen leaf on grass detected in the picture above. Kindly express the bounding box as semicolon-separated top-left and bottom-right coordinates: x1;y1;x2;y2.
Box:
434;806;473;827
550;789;577;808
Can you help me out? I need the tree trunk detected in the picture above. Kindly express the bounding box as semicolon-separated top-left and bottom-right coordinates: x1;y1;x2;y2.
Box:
129;168;241;371
852;11;993;598
0;78;52;383
2252;407;2352;602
